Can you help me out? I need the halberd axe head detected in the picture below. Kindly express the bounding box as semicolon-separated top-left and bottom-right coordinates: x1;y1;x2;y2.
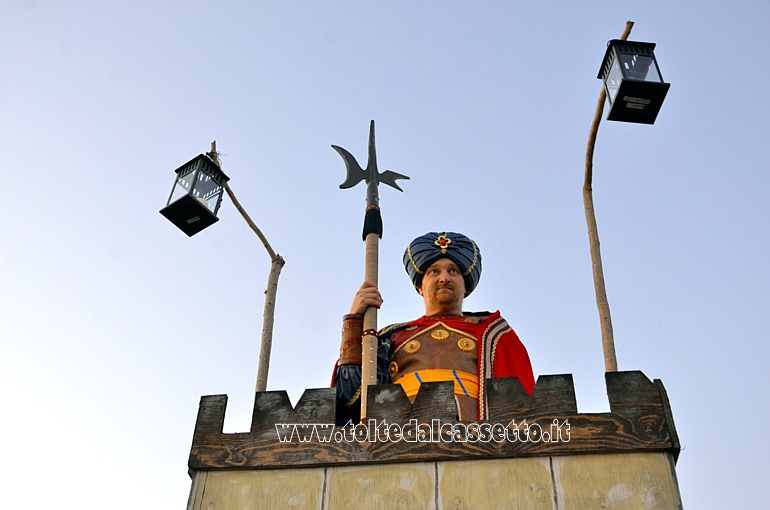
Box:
333;120;410;193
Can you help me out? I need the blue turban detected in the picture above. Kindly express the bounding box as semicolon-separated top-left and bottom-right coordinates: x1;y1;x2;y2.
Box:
403;232;481;296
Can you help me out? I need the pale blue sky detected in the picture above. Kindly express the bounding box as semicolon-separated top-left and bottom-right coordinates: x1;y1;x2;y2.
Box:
1;1;768;508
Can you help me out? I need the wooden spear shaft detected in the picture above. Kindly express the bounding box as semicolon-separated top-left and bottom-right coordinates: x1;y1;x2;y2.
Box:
333;120;409;420
360;229;379;418
584;21;634;373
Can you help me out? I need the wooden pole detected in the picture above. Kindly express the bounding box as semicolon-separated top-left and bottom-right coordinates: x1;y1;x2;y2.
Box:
360;230;379;419
210;142;286;393
333;120;408;420
584;21;633;373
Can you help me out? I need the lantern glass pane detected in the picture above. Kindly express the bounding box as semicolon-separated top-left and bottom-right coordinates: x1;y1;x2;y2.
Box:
192;171;224;213
606;58;624;103
169;167;197;204
618;53;661;83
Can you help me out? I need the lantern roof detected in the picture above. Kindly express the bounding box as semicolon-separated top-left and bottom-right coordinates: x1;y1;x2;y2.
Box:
597;39;658;80
173;153;230;182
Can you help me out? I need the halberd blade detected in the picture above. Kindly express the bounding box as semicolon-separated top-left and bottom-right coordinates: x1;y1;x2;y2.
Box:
334;120;409;193
378;170;410;192
333;145;367;189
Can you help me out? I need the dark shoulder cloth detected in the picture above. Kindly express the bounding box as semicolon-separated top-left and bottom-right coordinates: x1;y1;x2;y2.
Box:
332;320;412;425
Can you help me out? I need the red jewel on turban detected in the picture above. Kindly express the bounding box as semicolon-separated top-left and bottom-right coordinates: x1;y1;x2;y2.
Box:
434;234;452;253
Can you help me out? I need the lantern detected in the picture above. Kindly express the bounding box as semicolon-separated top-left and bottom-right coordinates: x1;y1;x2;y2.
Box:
598;39;670;124
160;154;230;236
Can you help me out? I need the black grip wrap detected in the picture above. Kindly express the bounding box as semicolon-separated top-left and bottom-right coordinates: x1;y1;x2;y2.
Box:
362;207;383;240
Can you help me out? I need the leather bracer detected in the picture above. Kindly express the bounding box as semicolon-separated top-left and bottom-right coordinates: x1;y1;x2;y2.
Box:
338;313;363;365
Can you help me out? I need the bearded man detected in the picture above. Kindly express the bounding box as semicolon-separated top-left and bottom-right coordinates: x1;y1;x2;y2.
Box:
333;232;535;424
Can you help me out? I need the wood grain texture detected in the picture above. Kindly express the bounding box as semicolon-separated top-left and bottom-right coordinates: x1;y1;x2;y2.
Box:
553;452;682;510
190;469;325;510
366;381;459;423
185;471;206;510
188;371;680;471
250;387;337;433
654;378;681;462
438;457;554;509
326;462;435;510
486;374;578;420
188;453;681;510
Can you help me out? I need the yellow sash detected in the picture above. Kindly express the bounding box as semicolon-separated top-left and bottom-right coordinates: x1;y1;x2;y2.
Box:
395;369;479;399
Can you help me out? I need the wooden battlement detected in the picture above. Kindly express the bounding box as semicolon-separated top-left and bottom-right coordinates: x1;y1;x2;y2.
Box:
188;370;679;471
186;371;683;509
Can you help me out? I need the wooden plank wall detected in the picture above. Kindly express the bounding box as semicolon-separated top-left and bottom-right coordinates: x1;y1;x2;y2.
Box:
188;452;683;510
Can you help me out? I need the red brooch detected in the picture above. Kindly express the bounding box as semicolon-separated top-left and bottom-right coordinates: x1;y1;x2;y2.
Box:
434;234;452;254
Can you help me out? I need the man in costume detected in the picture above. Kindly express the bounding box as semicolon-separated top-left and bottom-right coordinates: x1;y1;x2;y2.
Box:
333;232;535;424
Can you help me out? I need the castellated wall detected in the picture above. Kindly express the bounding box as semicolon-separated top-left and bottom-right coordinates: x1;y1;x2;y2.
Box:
186;371;682;510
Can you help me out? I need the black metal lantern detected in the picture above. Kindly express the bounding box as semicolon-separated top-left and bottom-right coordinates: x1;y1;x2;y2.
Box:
160;154;230;236
598;39;670;124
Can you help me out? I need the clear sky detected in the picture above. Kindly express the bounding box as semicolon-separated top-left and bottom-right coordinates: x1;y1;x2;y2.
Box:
1;1;768;508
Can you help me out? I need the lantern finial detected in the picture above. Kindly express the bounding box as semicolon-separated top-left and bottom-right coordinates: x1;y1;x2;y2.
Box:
208;140;222;168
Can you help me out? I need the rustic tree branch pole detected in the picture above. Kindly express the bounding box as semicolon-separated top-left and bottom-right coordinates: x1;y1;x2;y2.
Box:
584;21;634;373
209;142;285;393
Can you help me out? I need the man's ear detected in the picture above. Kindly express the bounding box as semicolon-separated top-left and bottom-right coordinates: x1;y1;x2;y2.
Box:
416;285;423;296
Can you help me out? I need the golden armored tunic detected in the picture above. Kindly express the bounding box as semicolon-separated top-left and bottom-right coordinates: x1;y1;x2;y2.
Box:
389;321;479;420
333;311;535;424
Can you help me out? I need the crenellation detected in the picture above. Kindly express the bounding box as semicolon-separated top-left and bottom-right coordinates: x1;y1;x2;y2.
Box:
188;371;679;472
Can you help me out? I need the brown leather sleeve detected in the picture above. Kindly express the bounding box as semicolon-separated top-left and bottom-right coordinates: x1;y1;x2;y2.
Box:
338;313;363;365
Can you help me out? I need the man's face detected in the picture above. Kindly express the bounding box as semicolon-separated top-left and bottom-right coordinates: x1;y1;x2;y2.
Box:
418;258;466;315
